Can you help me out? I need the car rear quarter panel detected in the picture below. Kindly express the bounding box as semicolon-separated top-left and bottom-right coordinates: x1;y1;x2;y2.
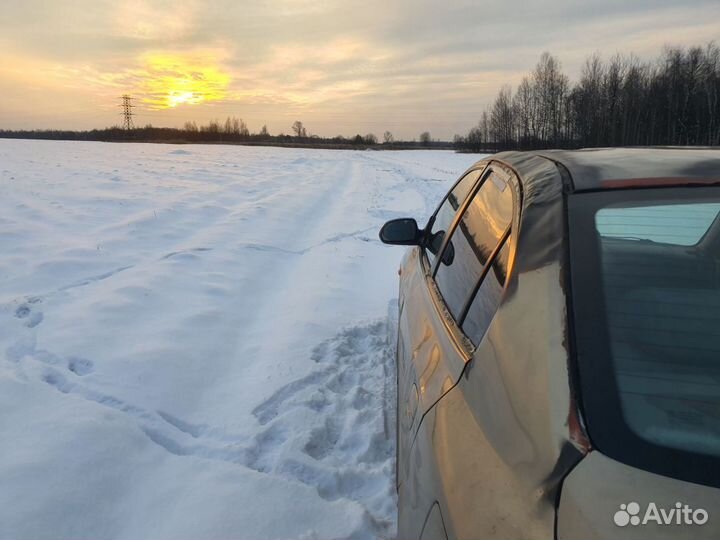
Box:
558;451;720;539
403;260;583;539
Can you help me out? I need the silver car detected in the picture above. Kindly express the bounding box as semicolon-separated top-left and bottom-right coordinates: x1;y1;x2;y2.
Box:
380;148;720;539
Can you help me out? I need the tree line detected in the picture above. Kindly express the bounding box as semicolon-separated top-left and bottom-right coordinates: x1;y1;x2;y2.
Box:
454;42;720;152
0;119;450;150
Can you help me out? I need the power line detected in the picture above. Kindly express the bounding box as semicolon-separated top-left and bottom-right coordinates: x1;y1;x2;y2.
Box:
119;95;135;130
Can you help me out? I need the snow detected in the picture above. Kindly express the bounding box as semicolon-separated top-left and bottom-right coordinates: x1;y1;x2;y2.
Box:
0;140;479;540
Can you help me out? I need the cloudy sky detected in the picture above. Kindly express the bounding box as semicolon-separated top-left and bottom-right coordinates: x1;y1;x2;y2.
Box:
1;0;719;139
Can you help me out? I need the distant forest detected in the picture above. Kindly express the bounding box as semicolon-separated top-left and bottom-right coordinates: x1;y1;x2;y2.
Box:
455;42;720;152
2;42;719;152
0;119;450;151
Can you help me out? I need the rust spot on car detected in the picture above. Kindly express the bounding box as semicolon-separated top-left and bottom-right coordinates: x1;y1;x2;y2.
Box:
567;397;591;453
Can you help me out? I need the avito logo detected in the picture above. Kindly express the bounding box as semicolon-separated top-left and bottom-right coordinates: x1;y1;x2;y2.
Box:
614;502;709;527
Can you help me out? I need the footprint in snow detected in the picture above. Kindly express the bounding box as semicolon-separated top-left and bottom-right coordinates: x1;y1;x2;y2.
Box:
243;320;397;537
67;357;94;376
14;299;44;328
303;417;342;460
32;320;397;538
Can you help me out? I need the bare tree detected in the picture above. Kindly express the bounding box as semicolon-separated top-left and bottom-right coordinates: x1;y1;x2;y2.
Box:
573;53;605;146
221;116;249;137
239;119;249;137
203;119;221;134
419;131;432;146
479;110;490;145
531;52;569;146
491;85;515;149
292;121;307;138
704;42;720;145
513;77;533;148
383;131;394;144
454;111;491;153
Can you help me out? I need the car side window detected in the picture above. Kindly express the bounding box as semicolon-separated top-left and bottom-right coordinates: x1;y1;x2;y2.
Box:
425;169;482;266
434;169;514;321
462;235;511;345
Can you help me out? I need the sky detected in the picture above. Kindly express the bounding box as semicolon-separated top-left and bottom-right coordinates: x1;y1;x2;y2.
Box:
1;0;719;139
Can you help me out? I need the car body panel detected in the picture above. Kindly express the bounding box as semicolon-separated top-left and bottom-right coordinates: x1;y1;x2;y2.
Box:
534;147;720;191
397;154;591;539
396;245;468;486
558;451;720;539
420;502;449;540
400;259;585;539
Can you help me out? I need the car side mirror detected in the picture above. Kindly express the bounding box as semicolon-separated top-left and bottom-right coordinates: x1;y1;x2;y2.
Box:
379;218;423;246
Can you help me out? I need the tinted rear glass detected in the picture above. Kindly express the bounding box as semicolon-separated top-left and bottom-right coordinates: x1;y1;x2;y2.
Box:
597;202;720;456
570;188;720;486
596;203;720;245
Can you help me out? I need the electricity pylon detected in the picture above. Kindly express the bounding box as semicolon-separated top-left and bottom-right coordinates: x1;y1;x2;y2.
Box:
120;95;135;130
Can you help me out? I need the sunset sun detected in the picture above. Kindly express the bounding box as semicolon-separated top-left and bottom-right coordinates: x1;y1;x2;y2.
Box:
138;53;230;109
167;90;202;107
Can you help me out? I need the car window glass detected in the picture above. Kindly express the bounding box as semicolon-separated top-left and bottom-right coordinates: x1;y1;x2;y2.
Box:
595;201;720;457
426;170;481;266
596;203;720;246
462;236;511;345
434;170;513;320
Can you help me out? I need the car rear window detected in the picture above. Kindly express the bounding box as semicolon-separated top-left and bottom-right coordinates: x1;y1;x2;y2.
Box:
569;188;720;487
596;203;720;245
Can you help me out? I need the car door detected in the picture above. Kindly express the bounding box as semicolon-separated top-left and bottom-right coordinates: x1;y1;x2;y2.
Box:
396;166;484;488
397;163;519;538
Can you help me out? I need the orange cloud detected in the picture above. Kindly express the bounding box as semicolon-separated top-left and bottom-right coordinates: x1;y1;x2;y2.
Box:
136;52;231;108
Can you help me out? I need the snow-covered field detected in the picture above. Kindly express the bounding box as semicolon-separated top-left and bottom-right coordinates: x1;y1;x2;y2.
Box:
0;140;478;540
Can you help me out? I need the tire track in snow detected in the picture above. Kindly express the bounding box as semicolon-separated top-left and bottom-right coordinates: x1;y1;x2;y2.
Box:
237;226;378;257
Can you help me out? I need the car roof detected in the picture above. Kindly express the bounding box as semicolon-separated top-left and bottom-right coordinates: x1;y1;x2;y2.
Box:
490;147;720;192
